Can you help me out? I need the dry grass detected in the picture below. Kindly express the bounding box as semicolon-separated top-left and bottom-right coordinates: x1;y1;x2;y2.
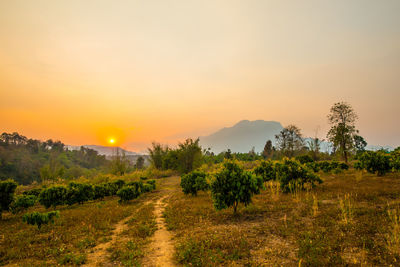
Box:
164;170;400;266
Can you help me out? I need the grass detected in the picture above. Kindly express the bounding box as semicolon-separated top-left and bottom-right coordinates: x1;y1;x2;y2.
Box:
164;170;400;266
107;203;157;266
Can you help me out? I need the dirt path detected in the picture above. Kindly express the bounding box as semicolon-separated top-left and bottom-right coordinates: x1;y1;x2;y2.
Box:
82;213;136;267
143;196;175;267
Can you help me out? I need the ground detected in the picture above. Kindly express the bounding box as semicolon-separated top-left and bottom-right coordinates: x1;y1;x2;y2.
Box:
1;171;400;266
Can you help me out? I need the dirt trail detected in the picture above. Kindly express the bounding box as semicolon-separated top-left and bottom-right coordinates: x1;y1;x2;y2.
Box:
143;196;175;267
82;213;135;267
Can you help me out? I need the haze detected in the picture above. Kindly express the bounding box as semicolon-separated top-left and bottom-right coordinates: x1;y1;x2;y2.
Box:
1;0;399;151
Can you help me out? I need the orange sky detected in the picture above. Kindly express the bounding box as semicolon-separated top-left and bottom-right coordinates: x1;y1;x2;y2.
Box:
1;0;399;151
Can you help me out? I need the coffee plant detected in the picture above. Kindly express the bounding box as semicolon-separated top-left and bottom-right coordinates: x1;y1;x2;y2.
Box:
356;151;392;176
0;179;18;218
117;186;141;203
253;160;275;182
22;210;60;229
275;158;322;193
39;185;68;209
181;170;209;196
211;160;263;214
10;194;36;214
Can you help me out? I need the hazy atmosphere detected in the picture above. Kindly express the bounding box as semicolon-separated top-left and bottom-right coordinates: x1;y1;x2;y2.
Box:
1;0;399;151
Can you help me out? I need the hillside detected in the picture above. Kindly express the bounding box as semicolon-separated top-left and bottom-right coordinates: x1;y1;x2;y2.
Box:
67;145;138;156
199;120;283;153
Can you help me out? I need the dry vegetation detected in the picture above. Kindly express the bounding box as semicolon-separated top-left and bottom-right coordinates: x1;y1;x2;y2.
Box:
164;170;400;266
2;171;400;266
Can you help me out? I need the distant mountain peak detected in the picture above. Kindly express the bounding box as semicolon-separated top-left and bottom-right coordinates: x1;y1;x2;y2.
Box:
200;120;283;153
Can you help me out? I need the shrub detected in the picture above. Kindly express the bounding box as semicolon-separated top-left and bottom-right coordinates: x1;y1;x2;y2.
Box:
140;176;148;181
147;180;156;190
65;182;94;205
253;160;275;182
142;183;153;193
274;158;322;193
0;179;18;218
93;184;108;200
22;188;43;197
180;171;209;196
295;154;314;164
22;210;60;229
126;181;144;194
211;160;263;214
39;186;68;209
117;186;141;203
391;151;400;172
10;194;36;214
356;151;392;176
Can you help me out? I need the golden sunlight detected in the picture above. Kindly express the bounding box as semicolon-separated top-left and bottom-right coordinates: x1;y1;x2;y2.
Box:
109;138;115;144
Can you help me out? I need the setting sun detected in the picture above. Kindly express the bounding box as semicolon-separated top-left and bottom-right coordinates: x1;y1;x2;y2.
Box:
109;138;115;144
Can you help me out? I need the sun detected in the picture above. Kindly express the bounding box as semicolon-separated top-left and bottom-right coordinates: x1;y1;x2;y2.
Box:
109;138;115;144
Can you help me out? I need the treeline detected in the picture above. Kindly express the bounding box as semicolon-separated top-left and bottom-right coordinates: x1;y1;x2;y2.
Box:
0;132;108;184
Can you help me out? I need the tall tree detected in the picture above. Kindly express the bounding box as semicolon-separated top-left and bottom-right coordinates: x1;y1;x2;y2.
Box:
327;102;358;163
262;140;273;159
353;135;367;153
275;125;304;158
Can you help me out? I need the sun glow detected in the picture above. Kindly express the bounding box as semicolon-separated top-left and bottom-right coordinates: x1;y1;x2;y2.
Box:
109;138;115;144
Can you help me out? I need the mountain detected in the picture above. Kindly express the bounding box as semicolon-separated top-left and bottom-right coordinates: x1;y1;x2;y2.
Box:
66;145;138;156
200;120;283;153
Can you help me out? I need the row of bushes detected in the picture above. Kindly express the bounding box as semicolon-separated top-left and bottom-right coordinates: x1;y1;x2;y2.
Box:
117;180;156;202
355;150;400;176
181;158;322;213
0;178;157;218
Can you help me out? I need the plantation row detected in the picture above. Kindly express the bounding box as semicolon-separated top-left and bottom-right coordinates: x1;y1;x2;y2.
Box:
0;178;156;228
181;151;400;214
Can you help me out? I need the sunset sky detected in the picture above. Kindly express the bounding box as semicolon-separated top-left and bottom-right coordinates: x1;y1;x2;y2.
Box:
1;0;399;151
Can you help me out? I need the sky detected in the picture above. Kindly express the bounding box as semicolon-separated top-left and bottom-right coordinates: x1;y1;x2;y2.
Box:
0;0;399;151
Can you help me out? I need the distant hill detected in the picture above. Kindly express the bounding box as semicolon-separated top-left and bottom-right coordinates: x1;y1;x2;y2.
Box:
200;120;283;153
66;145;138;156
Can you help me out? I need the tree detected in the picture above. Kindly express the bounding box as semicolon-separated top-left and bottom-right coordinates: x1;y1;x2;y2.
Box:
148;142;168;169
211;160;263;214
275;125;304;158
354;135;367;153
180;171;209;196
0;179;18;218
110;148;129;175
135;156;145;170
176;138;203;174
262;140;273;159
327;102;358;163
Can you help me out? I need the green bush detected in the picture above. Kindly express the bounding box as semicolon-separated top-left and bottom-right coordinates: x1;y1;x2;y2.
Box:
117;186;141;203
142;183;153;193
22;210;60;229
180;171;209;196
93;184;108;200
140;176;148;181
22;188;43;197
10;194;36;214
38;186;68;209
65;182;94;205
274;158;322;193
211;160;263;214
0;179;18;218
356;151;392;176
391;150;400;171
253;160;275;182
126;181;144;194
295;154;314;164
147;179;156;190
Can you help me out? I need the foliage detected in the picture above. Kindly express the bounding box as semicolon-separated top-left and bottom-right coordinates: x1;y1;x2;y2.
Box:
305;161;348;173
38;185;68;209
10;194;36;214
110;149;130;175
210;160;263;213
326;102;358;163
22;210;60;229
274;158;322;193
180;171;209;196
117;186;141;203
356;151;392;176
0;132;108;184
253;160;275;182
22;188;43;197
0;179;18;217
262;140;274;159
65;182;94;205
295;154;314;164
275;124;304;158
146;179;156;190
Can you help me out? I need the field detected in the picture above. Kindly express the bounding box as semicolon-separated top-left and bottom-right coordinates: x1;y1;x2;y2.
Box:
1;170;400;266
